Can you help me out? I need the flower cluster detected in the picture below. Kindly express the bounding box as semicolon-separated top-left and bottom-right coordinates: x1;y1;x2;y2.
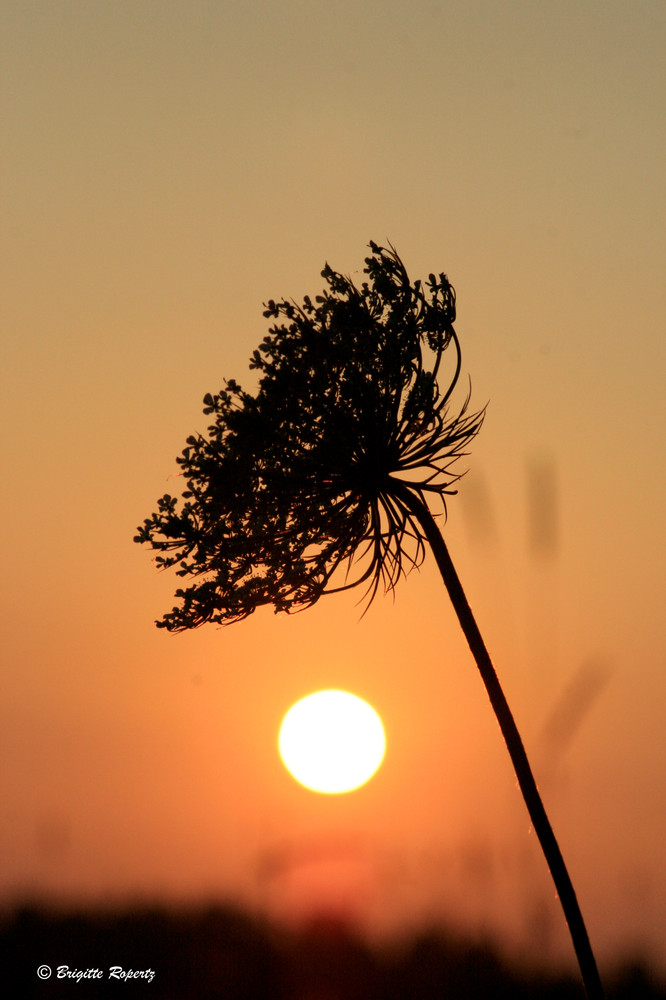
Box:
135;242;484;630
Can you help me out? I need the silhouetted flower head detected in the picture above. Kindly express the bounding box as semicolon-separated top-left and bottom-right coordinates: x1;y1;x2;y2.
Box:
135;242;484;630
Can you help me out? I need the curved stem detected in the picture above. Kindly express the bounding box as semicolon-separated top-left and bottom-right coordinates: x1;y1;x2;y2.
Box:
397;486;604;999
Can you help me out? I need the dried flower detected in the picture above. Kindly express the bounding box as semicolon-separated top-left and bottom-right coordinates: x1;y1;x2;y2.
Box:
135;242;604;998
135;242;483;630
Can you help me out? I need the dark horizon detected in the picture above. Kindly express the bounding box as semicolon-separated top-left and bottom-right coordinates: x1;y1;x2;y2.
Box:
5;900;665;1000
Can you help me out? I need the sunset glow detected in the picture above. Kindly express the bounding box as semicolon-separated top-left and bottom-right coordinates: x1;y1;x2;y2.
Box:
3;0;665;979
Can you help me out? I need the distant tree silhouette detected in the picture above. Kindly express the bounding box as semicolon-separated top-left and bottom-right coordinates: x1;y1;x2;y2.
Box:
135;242;604;998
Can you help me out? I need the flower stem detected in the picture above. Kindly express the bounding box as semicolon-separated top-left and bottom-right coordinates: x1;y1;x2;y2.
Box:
398;487;604;999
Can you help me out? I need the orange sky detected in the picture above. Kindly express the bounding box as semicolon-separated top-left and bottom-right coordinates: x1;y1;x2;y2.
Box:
2;0;665;975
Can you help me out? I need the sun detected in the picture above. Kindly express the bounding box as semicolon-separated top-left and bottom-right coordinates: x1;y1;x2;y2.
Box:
278;690;386;794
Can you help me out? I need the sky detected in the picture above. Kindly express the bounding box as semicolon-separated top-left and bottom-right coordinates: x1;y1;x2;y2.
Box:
2;0;665;976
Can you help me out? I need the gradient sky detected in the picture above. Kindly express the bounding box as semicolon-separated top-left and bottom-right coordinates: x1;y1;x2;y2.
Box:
2;0;665;975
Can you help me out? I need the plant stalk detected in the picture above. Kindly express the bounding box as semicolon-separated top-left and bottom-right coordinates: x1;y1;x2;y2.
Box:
398;487;604;999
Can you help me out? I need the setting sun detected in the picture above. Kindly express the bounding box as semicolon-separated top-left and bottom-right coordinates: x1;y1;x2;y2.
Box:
278;690;386;794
